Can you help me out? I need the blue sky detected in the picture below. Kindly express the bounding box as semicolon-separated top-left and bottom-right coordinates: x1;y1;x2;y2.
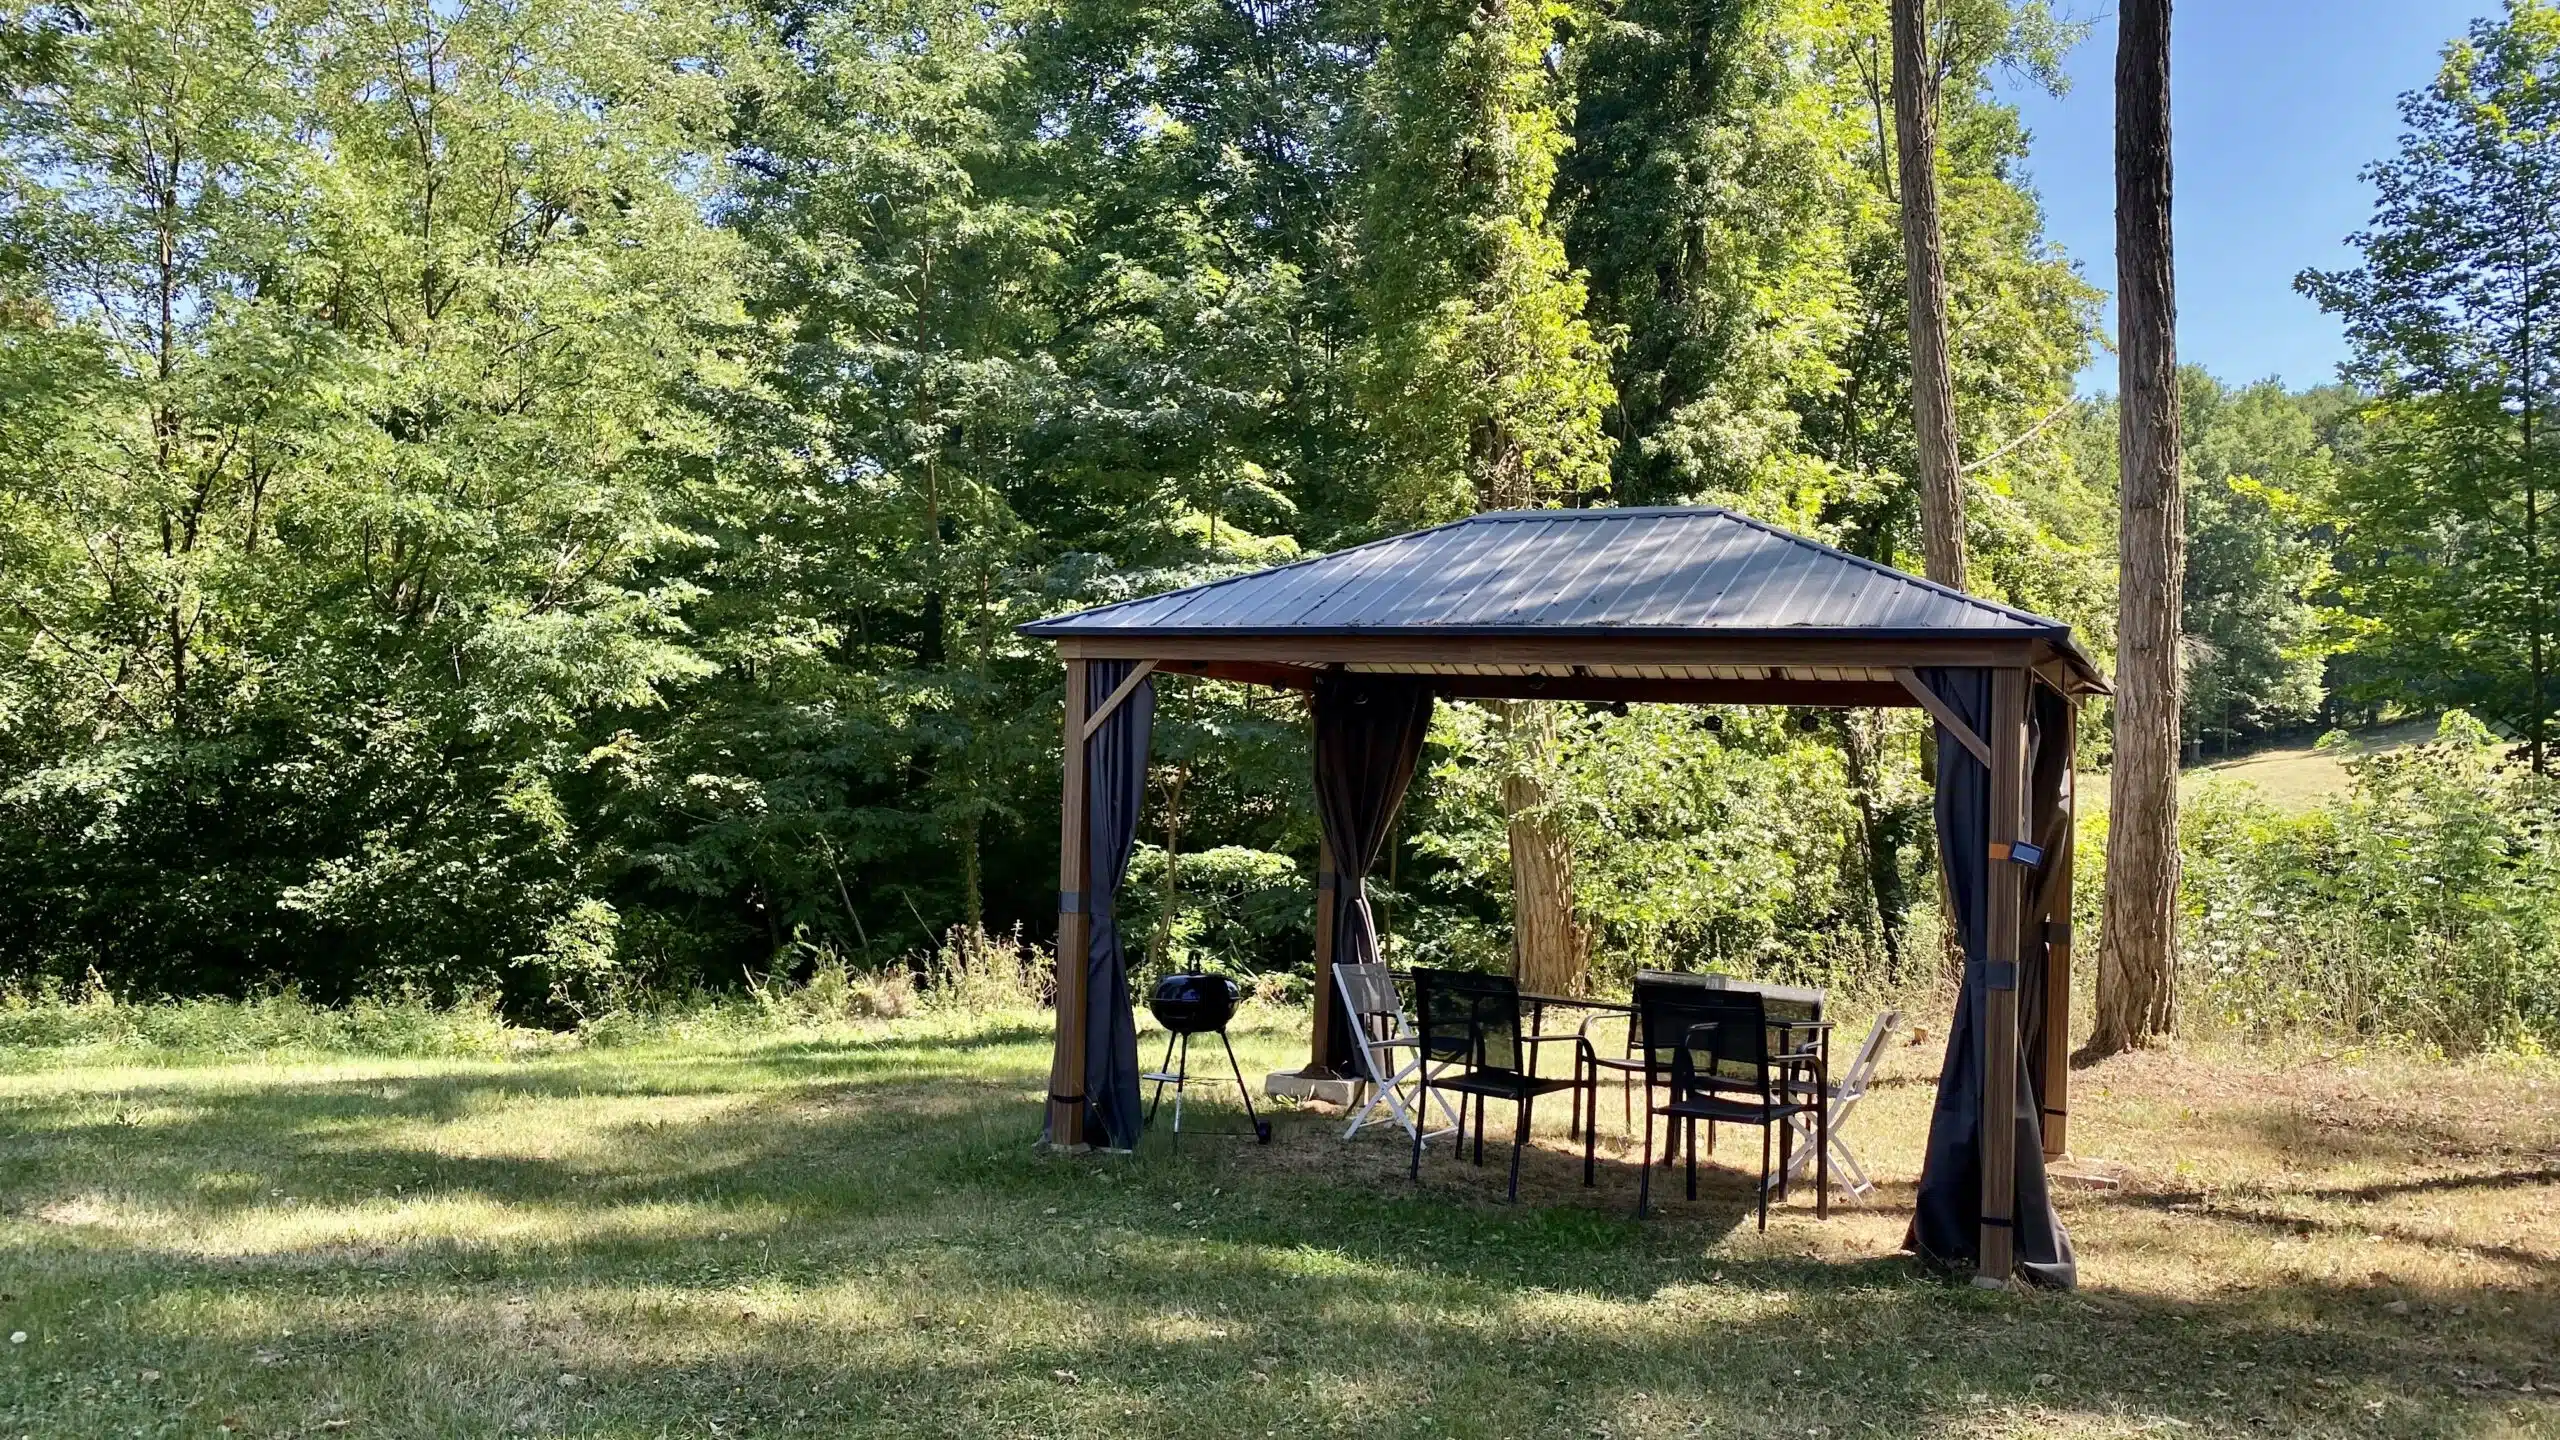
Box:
2000;1;2493;395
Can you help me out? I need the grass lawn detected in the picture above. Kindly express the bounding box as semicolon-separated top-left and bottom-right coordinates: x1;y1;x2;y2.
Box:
0;1006;2552;1439
2178;718;2445;812
2079;718;2444;819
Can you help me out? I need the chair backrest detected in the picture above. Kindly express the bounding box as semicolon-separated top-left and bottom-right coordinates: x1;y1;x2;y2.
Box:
1411;969;1526;1076
1633;977;1748;1090
1835;1009;1900;1100
1636;969;1824;1025
1334;962;1408;1084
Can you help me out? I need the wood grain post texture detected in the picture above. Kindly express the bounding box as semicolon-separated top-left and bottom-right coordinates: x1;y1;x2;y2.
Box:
1891;0;1968;595
1978;667;2027;1282
2094;0;2184;1058
1045;659;1094;1149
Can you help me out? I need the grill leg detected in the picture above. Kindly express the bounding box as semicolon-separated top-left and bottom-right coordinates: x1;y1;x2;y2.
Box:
1147;1029;1181;1128
1218;1030;1271;1143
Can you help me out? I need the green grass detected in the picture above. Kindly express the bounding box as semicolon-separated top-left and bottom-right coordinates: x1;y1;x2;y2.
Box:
0;1004;2552;1438
2179;717;2444;812
2079;718;2441;818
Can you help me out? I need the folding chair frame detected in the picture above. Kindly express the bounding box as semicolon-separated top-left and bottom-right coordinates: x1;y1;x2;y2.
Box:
1765;1009;1899;1200
1336;962;1462;1143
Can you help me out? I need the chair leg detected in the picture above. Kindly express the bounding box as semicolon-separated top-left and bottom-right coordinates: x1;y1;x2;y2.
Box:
1815;1094;1829;1222
1410;1072;1428;1181
1508;1093;1533;1203
1757;1123;1771;1232
1685;1117;1698;1202
1581;1066;1596;1188
1636;1099;1655;1217
1472;1094;1485;1166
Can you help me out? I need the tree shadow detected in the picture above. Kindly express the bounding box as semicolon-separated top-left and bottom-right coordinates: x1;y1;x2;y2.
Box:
0;1035;2551;1439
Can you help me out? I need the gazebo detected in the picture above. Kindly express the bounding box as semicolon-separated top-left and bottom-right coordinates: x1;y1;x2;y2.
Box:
1019;506;2107;1286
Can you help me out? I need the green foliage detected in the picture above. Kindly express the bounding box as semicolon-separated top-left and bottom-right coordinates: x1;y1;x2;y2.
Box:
2182;713;2560;1053
2300;0;2560;769
0;0;2134;1022
0;0;739;1007
1407;703;1928;993
2072;371;2347;752
1355;0;1615;523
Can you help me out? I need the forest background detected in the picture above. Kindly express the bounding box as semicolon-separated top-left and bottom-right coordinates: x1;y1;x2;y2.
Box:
1;0;2553;1052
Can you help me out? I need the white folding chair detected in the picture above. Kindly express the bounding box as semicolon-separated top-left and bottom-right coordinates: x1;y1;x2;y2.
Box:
1767;1008;1899;1199
1336;962;1463;1143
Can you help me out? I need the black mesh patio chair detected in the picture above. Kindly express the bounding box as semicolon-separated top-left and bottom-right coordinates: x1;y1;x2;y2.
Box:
1408;968;1596;1202
1631;981;1832;1229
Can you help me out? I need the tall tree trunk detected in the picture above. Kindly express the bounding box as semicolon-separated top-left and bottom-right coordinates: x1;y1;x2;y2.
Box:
1892;0;1967;593
1892;0;1972;989
2090;0;2184;1058
1495;700;1587;995
2523;287;2545;774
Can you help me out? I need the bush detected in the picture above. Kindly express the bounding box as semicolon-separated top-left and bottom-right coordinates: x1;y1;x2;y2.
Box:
2181;713;2559;1053
916;924;1048;1013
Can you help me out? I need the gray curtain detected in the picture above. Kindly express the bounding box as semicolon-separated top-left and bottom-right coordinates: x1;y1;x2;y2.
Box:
2019;682;2073;1145
1082;660;1153;1150
1905;668;2076;1289
1311;671;1436;1070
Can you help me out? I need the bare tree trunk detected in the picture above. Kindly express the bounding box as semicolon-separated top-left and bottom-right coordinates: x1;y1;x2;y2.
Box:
1495;700;1588;995
1891;0;1972;988
1892;0;1966;593
2090;0;2184;1059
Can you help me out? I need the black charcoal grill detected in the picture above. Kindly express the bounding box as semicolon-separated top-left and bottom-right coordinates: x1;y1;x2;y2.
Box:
1143;974;1271;1143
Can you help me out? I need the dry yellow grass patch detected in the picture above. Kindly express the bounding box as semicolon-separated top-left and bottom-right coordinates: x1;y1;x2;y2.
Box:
0;1008;2547;1439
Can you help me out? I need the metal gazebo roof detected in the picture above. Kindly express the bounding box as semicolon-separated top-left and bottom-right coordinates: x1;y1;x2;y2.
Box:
1022;507;2107;704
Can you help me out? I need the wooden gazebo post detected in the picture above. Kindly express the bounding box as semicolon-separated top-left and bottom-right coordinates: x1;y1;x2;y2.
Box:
1307;833;1342;1074
1978;666;2029;1282
1045;658;1093;1150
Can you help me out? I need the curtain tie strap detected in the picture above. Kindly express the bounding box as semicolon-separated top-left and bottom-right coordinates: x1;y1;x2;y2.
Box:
1315;871;1340;892
1986;961;2018;990
1059;890;1086;914
1979;1214;2015;1229
2046;921;2073;944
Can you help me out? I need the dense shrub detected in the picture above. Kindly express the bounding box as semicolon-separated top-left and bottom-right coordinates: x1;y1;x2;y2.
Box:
2181;713;2558;1053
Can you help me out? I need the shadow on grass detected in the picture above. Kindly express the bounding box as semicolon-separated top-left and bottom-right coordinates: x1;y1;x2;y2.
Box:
0;1026;2550;1439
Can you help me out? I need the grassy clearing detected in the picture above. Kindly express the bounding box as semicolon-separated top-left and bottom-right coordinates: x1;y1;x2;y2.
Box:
0;1004;2551;1439
2180;718;2443;812
2078;718;2441;818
